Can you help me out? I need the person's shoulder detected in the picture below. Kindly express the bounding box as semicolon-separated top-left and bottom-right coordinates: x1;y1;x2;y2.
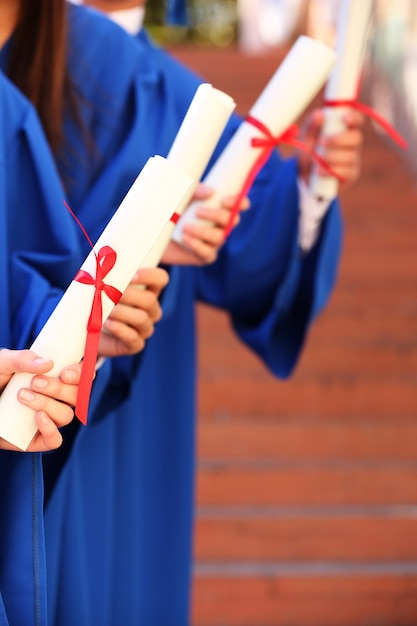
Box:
66;4;144;107
0;70;55;177
135;29;203;98
0;70;30;113
0;70;37;133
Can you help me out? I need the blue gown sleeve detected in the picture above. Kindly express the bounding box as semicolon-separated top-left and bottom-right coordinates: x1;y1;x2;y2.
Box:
0;71;83;350
0;69;94;626
195;151;343;377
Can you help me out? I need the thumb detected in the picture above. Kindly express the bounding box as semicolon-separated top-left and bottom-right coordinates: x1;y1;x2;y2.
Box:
0;349;53;377
0;350;53;394
297;109;325;181
299;109;325;149
192;183;214;202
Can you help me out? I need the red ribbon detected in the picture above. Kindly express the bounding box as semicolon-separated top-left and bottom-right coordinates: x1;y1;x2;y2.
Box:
74;246;122;424
63;200;122;425
223;115;345;239
324;99;408;150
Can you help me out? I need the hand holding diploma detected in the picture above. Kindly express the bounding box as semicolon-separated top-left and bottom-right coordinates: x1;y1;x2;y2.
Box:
141;83;235;268
161;183;250;266
99;266;169;357
171;35;337;247
308;0;405;199
0;155;194;450
0;350;81;452
298;106;365;193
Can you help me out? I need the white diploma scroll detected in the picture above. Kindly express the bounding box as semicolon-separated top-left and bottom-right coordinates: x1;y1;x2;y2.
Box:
309;0;373;199
141;83;236;268
171;35;337;244
0;156;193;450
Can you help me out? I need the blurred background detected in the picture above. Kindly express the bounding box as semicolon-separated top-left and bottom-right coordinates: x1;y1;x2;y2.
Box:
149;1;417;623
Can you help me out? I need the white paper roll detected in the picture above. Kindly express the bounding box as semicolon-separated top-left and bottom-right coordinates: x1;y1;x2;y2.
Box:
171;35;336;244
0;156;193;450
309;0;373;199
141;83;235;268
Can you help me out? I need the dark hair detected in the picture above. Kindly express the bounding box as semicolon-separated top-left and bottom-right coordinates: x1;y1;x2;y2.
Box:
7;0;70;153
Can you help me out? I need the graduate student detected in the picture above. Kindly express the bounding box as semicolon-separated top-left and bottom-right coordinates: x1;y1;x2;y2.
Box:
38;2;365;625
0;7;175;624
0;60;88;626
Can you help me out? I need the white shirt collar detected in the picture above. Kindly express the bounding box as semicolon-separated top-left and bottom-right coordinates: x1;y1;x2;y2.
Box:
68;2;145;36
107;7;145;35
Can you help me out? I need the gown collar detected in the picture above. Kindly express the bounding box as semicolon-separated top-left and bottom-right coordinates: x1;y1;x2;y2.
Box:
107;7;145;36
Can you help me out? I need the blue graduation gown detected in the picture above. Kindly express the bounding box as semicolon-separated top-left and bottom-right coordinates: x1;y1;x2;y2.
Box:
0;69;83;626
0;45;118;624
0;10;156;625
39;9;343;626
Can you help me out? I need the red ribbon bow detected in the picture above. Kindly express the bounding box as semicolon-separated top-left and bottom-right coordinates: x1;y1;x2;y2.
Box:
324;99;408;150
63;200;122;425
74;246;122;424
223;115;345;239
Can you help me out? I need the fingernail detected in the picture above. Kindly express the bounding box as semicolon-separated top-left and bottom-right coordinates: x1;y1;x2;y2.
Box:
198;184;213;196
36;411;49;424
19;389;36;402
32;376;48;389
33;357;50;365
62;368;77;382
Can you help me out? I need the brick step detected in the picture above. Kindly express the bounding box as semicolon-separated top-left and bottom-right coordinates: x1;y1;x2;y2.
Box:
197;421;417;460
316;301;417;320
343;203;417;220
343;239;417;254
200;314;416;335
308;324;417;344
332;256;417;281
191;567;417;626
199;311;416;339
290;351;416;377
199;352;416;377
198;308;417;350
198;378;417;420
194;508;417;560
200;343;417;377
196;462;417;505
346;196;414;214
221;290;413;313
199;309;416;337
344;229;417;247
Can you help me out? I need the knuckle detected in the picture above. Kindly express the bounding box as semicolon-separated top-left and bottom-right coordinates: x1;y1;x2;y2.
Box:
153;306;163;323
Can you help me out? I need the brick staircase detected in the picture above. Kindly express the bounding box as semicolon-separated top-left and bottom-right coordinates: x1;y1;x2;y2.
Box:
170;45;417;626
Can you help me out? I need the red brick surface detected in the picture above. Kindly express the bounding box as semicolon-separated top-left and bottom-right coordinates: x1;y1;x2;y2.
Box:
169;43;417;626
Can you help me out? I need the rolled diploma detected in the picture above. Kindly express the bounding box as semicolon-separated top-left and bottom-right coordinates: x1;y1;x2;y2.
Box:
141;83;236;269
171;35;336;244
309;0;373;199
0;155;193;450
